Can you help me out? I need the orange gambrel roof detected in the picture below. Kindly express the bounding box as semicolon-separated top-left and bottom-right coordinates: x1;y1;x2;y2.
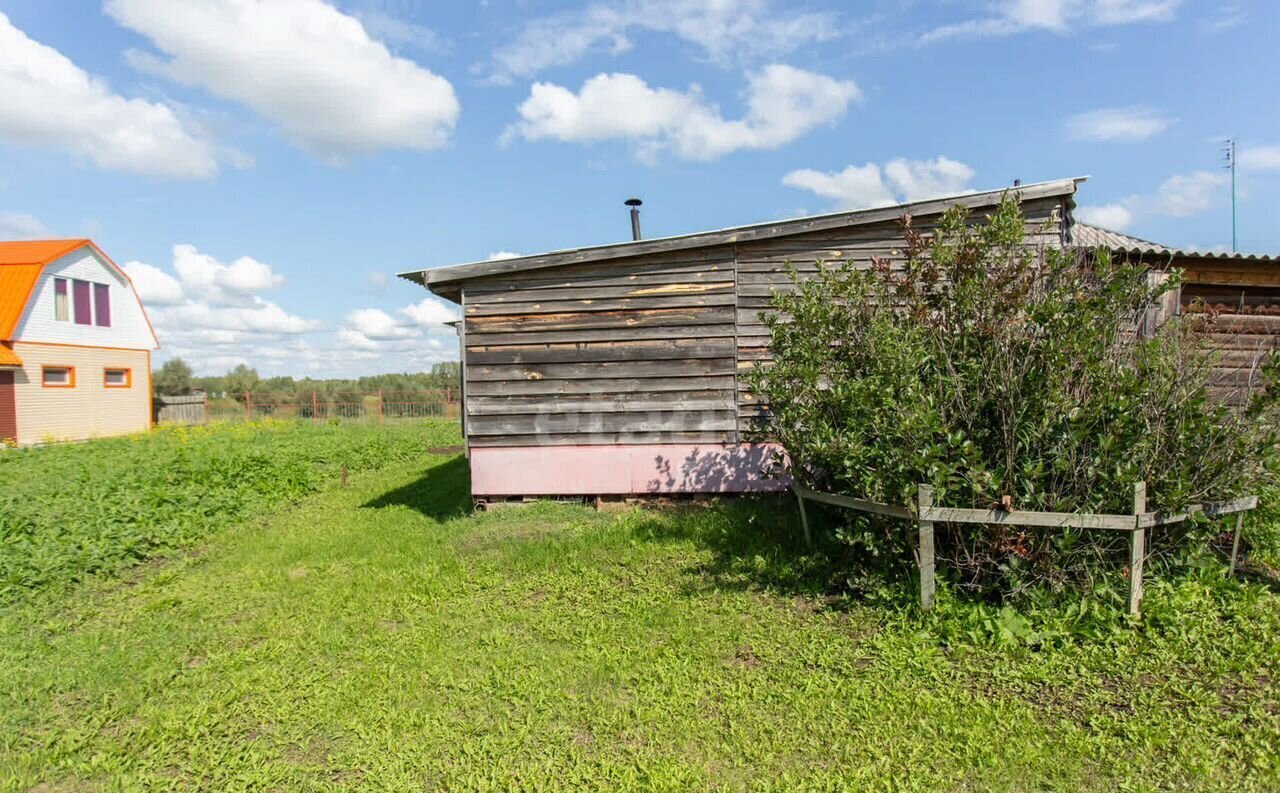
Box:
0;240;94;340
0;343;22;367
0;239;159;349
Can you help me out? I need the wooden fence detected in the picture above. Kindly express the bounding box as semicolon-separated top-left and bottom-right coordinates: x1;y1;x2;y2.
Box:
793;483;1259;616
207;390;459;423
154;394;207;425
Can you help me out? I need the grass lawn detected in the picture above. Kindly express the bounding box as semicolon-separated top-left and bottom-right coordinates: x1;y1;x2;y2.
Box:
1;423;1278;790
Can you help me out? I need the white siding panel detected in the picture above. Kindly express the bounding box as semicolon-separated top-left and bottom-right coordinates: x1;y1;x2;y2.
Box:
14;249;157;350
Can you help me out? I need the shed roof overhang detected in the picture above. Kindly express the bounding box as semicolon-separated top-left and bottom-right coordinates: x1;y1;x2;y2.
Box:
399;177;1086;303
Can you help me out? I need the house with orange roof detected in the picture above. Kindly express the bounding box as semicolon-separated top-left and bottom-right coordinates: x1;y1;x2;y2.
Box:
0;240;159;446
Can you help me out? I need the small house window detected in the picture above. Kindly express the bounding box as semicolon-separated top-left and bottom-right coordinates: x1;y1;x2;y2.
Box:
104;368;131;388
94;283;111;327
54;278;69;321
73;280;92;325
42;366;75;388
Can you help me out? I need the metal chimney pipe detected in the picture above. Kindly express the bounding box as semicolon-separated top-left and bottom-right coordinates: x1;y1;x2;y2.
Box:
625;198;643;240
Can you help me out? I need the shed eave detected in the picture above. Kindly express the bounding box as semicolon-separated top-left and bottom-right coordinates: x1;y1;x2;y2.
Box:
397;177;1086;293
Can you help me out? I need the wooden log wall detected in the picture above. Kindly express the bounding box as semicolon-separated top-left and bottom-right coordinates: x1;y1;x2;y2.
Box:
1178;258;1280;407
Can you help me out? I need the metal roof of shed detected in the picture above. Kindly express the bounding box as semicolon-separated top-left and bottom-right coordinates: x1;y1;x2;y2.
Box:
1071;223;1279;263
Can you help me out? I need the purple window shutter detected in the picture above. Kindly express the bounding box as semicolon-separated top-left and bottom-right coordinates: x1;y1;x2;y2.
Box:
93;283;111;327
73;280;92;325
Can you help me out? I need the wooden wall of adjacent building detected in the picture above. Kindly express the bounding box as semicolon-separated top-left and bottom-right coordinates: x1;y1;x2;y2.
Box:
457;194;1072;449
1177;257;1280;407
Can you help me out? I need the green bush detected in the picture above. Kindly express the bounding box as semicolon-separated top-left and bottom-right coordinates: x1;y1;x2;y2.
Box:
752;195;1277;599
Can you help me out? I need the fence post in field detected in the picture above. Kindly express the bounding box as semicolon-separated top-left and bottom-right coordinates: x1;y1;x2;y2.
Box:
1229;512;1245;577
917;484;936;611
312;390;318;422
1129;481;1147;617
203;390;209;424
245;392;252;422
446;387;453;419
378;389;384;424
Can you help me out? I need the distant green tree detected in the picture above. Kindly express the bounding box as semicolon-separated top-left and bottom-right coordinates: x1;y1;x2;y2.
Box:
224;365;261;403
153;358;194;396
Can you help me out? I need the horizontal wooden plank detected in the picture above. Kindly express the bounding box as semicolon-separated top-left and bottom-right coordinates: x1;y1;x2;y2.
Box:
466;307;735;334
466;281;734;305
921;506;1136;531
466;338;734;365
464;260;732;293
1137;495;1259;528
467;391;732;416
1181;268;1280;287
793;486;914;520
467;358;735;382
467;411;738;436
464;323;737;347
466;375;736;396
465;292;736;316
468;430;735;447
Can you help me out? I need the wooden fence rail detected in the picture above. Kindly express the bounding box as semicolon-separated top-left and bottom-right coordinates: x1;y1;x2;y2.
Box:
792;483;1259;616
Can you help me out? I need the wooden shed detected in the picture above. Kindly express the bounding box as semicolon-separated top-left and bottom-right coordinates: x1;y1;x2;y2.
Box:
401;179;1080;500
1072;224;1280;407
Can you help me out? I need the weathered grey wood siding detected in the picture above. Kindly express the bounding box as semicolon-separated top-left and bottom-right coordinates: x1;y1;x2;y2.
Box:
1178;258;1280;406
461;248;739;446
733;194;1071;434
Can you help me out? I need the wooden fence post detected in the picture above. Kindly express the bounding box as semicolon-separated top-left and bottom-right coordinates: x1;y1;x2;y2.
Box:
1229;512;1245;577
1129;481;1146;617
794;489;812;549
245;392;252;422
445;387;453;419
312;390;318;422
918;484;936;611
378;389;384;424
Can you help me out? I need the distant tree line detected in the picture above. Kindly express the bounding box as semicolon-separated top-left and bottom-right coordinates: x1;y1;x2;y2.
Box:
153;358;461;403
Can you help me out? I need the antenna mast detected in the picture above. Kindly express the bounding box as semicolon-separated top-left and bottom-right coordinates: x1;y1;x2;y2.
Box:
1223;138;1237;252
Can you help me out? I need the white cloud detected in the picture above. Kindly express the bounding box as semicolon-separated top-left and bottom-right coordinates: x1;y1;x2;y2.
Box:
122;260;186;306
346;307;416;340
104;0;460;157
920;0;1179;44
1075;203;1135;230
507;65;859;161
1065;106;1172;142
401;296;459;328
0;212;52;240
1239;144;1280;172
0;12;218;179
487;251;522;261
1154;170;1228;217
171;244;285;306
485;0;837;83
782;157;976;210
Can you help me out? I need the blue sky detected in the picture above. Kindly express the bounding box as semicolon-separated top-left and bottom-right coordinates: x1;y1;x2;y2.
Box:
2;0;1277;377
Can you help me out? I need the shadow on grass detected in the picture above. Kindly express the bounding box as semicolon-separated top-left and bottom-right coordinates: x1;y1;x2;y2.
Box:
628;495;852;601
361;455;473;520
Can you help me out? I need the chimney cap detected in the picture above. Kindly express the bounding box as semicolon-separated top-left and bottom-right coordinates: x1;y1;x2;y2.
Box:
624;197;643;207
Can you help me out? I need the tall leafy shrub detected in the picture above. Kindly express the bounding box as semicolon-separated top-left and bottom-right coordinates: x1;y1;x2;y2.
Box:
751;195;1277;596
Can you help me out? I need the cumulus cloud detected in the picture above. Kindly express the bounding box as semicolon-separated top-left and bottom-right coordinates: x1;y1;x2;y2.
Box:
170;244;285;306
0;12;218;178
104;0;460;157
401;297;459;328
484;0;838;83
782;157;976;210
507;65;859;161
1154;170;1228;217
122;260;186;306
920;0;1179;44
1239;143;1280;172
1075;203;1135;230
487;251;522;261
0;211;52;240
1065;106;1172;142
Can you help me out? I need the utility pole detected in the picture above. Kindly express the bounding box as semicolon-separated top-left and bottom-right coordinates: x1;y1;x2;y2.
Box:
1223;138;1238;252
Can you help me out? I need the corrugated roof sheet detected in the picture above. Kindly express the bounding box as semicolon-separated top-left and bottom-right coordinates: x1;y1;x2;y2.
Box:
0;239;91;266
1072;222;1278;263
0;264;45;340
0;343;22;367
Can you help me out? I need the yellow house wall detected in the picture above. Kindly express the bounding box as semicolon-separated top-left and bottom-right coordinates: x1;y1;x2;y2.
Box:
11;342;151;445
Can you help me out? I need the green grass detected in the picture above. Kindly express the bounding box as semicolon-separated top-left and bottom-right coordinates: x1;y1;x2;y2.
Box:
1;424;1278;790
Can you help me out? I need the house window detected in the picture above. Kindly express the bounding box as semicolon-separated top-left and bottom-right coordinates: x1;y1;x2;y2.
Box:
42;366;75;388
104;368;131;388
54;278;69;321
72;280;92;325
94;283;111;327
